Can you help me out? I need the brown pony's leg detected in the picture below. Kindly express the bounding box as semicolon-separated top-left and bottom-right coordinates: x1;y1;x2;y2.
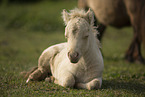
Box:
125;31;144;64
97;23;106;41
124;0;145;64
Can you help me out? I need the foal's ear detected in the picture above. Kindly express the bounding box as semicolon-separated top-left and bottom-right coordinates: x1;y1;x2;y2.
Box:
62;9;70;25
85;8;94;25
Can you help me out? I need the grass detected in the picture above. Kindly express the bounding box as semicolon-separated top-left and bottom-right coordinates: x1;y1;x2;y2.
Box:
0;1;145;97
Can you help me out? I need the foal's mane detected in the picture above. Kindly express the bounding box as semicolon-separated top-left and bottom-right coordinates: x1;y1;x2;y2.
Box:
68;8;101;48
69;8;88;20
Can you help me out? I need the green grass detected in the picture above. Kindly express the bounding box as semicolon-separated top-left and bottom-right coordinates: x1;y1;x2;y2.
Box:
0;1;145;97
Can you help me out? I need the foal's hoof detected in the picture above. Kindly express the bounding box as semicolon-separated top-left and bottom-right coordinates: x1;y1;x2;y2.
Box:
26;77;33;83
45;77;51;82
26;78;30;83
87;79;101;90
45;76;55;83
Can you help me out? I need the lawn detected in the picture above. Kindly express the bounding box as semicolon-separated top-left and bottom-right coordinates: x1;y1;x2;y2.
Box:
0;1;145;97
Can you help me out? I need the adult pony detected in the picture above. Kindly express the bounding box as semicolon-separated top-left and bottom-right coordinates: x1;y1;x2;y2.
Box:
25;8;104;90
78;0;145;64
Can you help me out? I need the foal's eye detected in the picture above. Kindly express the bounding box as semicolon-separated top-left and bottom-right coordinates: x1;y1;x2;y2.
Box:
83;35;89;39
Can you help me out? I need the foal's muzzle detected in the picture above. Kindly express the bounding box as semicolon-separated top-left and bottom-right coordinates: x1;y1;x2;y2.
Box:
68;51;79;63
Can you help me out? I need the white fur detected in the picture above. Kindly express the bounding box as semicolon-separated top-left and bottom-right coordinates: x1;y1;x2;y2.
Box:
26;8;104;90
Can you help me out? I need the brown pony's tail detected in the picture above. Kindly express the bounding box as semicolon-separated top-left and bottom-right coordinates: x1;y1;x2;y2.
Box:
20;66;38;79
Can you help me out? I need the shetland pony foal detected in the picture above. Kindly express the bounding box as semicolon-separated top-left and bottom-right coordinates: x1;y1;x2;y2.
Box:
26;9;104;90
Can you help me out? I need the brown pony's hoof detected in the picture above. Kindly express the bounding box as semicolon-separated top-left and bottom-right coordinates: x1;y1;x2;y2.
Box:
135;56;145;65
125;55;145;65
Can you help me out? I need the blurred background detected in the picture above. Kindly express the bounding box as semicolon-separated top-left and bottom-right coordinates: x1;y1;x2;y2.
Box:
0;0;77;64
0;0;77;33
0;0;134;70
0;0;78;80
0;0;145;96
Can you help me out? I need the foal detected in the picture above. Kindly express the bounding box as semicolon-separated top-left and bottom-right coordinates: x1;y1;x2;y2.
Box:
26;8;104;90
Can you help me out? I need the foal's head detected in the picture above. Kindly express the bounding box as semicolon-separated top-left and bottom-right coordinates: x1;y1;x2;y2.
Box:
62;8;95;63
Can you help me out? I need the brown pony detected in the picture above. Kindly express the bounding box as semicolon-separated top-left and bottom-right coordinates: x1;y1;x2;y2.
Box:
78;0;145;64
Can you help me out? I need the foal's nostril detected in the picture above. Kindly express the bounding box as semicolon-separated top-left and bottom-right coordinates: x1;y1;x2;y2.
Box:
68;52;79;59
74;52;79;58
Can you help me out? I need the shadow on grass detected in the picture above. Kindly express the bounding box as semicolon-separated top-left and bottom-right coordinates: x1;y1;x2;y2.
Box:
102;79;145;95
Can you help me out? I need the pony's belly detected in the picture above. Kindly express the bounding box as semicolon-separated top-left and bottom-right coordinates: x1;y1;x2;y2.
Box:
88;0;130;27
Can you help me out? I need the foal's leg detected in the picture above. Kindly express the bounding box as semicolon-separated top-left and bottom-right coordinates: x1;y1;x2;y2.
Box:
26;50;52;83
75;78;102;90
54;73;75;88
26;43;66;83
